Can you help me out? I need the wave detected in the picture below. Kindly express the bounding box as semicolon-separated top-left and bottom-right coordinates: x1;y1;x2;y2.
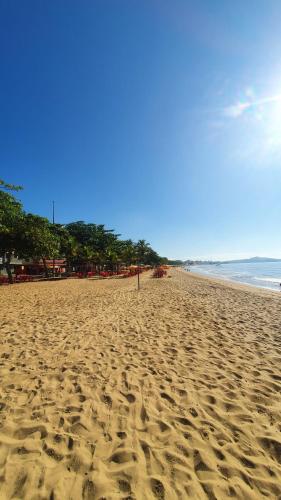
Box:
190;262;281;291
255;277;281;283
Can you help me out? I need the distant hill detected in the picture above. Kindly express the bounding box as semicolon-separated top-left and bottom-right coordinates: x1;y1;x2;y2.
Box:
184;256;281;266
222;256;281;264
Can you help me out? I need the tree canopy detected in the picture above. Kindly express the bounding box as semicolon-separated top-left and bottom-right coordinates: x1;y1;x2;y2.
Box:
0;179;22;191
0;180;169;282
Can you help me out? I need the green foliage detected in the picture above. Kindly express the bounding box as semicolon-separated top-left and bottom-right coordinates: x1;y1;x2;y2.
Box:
0;180;171;278
50;224;78;262
19;214;60;261
167;259;184;266
65;221;120;267
0;188;25;282
119;239;137;266
0;179;23;191
0;190;25;253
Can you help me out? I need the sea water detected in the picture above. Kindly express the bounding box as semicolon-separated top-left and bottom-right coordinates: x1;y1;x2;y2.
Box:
188;261;281;292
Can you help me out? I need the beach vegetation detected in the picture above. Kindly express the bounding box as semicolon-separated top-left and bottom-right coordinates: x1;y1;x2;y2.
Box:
0;181;169;281
19;214;61;277
0;189;25;282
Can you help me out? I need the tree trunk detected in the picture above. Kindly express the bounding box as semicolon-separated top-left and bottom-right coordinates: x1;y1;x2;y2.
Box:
42;257;49;278
4;253;13;284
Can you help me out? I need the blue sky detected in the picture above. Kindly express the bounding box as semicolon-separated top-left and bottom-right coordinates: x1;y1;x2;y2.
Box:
1;0;281;260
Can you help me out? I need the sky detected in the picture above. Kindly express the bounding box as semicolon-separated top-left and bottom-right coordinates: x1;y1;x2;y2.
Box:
1;0;281;260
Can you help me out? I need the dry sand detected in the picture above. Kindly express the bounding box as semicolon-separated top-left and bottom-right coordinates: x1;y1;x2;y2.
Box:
0;268;281;499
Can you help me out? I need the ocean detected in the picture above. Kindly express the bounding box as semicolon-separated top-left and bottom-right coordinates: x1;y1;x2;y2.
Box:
188;261;281;292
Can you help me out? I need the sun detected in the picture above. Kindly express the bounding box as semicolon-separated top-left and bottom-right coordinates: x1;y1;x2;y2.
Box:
223;84;281;164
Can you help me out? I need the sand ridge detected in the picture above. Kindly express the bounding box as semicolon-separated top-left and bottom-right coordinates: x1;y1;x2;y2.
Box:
0;269;281;499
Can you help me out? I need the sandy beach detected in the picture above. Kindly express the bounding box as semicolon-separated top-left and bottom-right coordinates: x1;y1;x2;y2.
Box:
0;268;281;499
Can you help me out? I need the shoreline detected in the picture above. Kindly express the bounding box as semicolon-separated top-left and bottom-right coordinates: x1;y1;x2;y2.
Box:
183;266;281;295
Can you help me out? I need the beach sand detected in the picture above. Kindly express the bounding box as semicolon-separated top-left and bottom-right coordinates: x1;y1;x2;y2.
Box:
0;268;281;499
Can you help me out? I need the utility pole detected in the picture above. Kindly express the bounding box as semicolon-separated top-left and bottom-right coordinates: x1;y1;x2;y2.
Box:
52;201;55;277
137;263;140;290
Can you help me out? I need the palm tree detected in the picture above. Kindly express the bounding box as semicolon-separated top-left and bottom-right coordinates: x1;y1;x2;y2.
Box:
136;239;151;264
120;239;137;267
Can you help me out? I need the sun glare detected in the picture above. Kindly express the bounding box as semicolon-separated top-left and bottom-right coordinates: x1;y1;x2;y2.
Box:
222;82;281;164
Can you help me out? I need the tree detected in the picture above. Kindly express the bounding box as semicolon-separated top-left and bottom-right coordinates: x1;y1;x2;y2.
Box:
0;190;25;283
0;181;170;281
0;179;22;192
50;224;78;272
119;239;137;267
19;214;60;277
135;239;151;264
65;221;119;271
